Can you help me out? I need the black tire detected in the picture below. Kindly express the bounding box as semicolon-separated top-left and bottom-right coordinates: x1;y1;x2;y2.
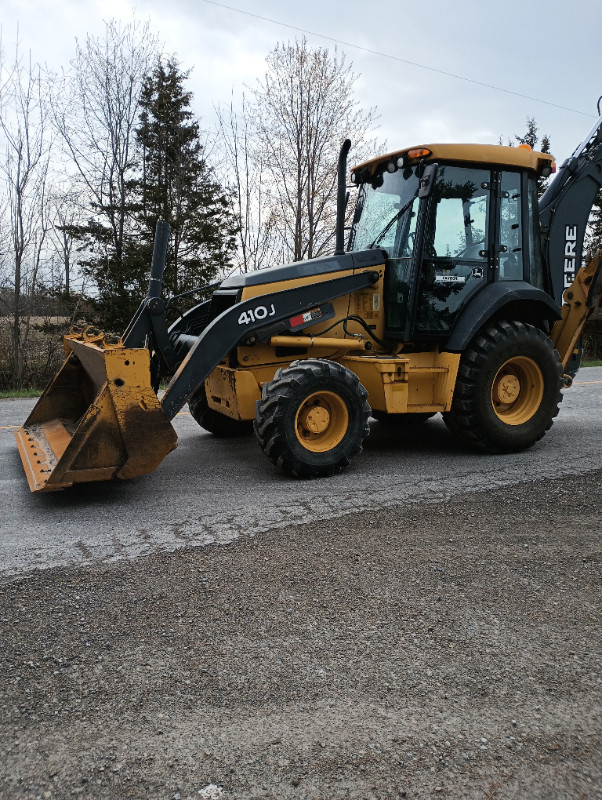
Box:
188;386;253;438
371;410;435;425
254;359;371;477
443;320;563;454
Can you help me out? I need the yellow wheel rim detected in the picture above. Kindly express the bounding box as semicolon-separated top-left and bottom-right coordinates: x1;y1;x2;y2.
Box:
295;390;349;452
491;356;544;425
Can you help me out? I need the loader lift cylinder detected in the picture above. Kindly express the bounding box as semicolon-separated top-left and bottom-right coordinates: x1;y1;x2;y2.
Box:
122;219;171;349
148;219;171;299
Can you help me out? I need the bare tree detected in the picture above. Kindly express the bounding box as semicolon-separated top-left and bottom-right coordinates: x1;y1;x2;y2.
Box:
0;43;52;387
216;92;281;272
45;181;87;297
250;39;380;263
51;18;159;297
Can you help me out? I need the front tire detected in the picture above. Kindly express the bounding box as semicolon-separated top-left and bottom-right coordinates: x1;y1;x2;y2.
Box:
443;321;563;453
254;359;371;477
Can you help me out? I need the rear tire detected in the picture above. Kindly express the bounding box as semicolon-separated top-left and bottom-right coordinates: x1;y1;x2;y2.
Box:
443;321;563;453
254;359;370;477
188;386;253;437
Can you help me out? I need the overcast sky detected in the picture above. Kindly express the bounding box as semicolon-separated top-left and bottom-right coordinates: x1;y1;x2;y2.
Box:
2;0;601;166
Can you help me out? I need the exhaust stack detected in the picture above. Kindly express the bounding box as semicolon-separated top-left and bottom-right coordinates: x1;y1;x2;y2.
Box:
334;139;351;256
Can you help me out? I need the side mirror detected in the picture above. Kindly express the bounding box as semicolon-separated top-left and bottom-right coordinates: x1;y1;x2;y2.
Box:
419;162;438;198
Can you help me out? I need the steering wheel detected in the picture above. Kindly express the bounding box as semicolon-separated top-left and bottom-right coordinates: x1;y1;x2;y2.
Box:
458;241;485;259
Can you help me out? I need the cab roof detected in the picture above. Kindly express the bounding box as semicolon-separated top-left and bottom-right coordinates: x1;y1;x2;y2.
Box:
351;143;556;178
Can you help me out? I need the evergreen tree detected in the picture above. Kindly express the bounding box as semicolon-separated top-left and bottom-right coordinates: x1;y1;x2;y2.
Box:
130;58;237;312
586;190;602;257
514;117;551;197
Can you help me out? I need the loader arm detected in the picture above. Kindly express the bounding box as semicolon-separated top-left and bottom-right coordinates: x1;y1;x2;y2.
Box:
160;270;380;419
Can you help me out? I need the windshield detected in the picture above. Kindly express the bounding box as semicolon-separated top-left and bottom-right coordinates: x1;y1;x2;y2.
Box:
348;166;420;257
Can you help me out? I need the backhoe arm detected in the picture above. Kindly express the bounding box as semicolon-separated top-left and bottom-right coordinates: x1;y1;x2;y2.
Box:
539;112;602;305
550;253;602;380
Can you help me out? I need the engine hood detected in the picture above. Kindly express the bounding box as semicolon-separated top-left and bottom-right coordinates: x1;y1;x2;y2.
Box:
221;249;386;289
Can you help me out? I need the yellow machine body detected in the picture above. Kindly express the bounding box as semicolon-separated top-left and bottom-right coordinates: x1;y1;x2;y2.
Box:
13;124;602;491
203;352;461;422
200;264;460;421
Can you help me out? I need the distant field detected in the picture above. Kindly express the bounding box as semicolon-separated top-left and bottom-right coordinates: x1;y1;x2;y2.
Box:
0;316;70;328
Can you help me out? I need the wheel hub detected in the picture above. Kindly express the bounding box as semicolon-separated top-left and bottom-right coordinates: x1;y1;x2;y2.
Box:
298;404;331;435
495;373;521;404
491;356;544;425
294;390;349;452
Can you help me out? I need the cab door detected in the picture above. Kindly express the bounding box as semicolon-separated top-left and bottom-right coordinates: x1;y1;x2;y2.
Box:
414;164;492;335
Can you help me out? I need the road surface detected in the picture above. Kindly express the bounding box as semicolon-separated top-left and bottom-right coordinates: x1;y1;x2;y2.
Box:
1;367;601;582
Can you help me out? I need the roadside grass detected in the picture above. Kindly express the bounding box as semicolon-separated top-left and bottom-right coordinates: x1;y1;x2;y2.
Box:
0;388;45;399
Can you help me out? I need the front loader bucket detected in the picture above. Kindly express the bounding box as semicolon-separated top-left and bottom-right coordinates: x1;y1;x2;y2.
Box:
15;331;178;492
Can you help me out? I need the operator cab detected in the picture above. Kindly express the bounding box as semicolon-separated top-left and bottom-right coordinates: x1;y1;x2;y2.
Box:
348;143;556;342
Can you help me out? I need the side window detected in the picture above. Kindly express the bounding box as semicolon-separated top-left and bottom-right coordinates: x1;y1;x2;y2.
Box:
499;172;524;281
428;166;490;259
527;177;545;290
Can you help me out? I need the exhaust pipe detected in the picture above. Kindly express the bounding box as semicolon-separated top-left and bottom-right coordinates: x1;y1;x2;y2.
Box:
334;139;351;256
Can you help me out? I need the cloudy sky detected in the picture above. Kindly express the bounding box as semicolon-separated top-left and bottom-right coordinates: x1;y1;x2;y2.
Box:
2;0;601;165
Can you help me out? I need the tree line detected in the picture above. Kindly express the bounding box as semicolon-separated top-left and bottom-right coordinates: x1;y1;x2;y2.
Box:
0;22;379;388
0;19;600;390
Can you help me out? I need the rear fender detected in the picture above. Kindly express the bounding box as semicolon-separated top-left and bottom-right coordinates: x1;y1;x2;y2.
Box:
444;282;561;352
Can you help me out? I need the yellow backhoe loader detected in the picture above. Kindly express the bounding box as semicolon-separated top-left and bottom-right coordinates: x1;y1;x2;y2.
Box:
15;106;602;492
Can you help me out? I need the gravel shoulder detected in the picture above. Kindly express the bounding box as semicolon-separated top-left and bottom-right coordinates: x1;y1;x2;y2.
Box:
1;469;601;800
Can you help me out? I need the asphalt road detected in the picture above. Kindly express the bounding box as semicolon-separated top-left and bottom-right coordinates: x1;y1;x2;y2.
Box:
1;367;601;582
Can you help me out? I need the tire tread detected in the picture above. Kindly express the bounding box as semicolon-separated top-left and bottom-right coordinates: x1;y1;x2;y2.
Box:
254;359;370;477
443;321;563;453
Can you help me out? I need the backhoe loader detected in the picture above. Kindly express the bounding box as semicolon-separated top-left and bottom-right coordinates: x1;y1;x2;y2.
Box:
16;104;602;492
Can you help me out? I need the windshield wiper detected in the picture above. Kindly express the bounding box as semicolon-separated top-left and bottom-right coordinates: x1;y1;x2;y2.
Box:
368;194;418;249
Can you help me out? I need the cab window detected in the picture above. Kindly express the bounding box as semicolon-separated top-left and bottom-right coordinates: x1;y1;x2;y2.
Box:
499;171;524;280
429;168;489;259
